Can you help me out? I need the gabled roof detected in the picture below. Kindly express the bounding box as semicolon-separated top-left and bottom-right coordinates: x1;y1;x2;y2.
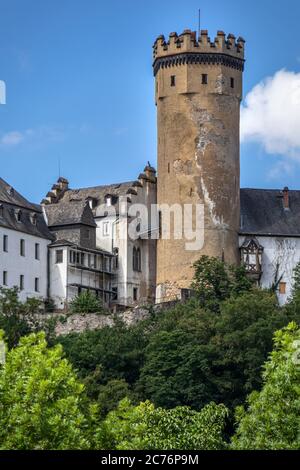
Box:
0;178;53;240
240;188;300;237
0;177;40;211
44;200;96;227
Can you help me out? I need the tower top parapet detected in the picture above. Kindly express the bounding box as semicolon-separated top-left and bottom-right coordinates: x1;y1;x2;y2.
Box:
153;29;245;75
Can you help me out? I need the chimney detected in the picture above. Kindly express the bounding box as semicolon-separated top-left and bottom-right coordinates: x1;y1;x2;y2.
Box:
283;187;290;210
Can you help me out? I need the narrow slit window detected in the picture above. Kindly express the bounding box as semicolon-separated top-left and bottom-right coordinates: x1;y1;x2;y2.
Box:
202;74;208;85
170;75;176;87
231;77;235;88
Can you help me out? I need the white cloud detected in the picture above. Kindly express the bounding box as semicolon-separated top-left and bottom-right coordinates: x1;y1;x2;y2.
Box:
241;69;300;159
0;126;66;148
1;131;24;146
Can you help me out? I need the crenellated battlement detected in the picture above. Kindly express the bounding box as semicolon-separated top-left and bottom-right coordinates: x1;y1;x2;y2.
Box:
153;29;245;75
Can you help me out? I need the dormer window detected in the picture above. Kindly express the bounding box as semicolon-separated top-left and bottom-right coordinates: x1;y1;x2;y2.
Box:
105;195;112;207
15;209;22;222
88;197;98;209
240;237;264;280
30;213;37;225
7;186;14;196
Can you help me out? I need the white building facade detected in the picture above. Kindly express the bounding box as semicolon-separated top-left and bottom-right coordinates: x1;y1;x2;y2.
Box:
239;188;300;305
0;178;53;301
42;166;157;308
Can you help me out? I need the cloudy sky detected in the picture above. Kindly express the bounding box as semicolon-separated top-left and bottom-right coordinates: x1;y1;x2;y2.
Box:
1;0;300;202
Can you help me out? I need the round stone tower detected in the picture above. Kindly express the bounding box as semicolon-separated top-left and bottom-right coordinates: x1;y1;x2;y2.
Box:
153;29;245;302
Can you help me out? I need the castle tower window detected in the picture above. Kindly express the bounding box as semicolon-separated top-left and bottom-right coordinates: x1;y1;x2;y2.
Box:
3;271;7;286
133;287;138;302
231;78;235;88
170;75;176;87
202;74;208;85
19;275;24;291
34;277;40;293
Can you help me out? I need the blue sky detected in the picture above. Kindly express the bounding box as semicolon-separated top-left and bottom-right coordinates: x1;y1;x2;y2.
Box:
1;0;300;202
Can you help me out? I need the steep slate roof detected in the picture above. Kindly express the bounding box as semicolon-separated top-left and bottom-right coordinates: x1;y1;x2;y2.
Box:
60;181;140;205
0;177;40;211
44;200;96;227
240;188;300;237
0;178;53;240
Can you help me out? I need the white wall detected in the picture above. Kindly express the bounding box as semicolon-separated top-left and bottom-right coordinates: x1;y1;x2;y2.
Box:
94;188;157;306
239;235;300;305
49;245;113;309
0;227;50;301
49;246;68;309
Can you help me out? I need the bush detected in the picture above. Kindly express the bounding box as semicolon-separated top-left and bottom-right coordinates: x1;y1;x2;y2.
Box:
69;291;105;314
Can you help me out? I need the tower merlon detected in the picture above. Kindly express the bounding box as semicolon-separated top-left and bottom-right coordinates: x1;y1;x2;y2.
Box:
153;29;245;72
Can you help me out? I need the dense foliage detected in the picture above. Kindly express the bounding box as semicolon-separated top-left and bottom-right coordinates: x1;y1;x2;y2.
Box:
192;256;252;311
103;398;228;450
0;331;96;449
0;287;55;348
1;256;300;450
232;323;300;450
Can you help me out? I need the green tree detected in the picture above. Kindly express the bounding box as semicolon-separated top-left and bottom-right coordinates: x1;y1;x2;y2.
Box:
70;291;105;314
0;331;96;449
103;398;228;450
232;323;300;450
138;290;298;410
192;256;252;311
58;320;148;399
97;379;133;417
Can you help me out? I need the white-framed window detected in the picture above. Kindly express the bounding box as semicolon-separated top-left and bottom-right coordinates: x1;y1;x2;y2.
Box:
56;250;63;264
103;221;110;236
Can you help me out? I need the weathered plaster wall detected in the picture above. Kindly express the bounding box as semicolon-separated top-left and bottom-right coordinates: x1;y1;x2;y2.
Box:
239;235;300;305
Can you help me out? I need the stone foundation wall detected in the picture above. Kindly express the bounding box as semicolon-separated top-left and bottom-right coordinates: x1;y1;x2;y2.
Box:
36;301;179;336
